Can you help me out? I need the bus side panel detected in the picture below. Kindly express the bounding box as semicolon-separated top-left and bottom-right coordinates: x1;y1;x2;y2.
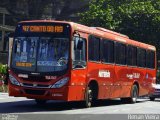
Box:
146;69;156;95
131;67;147;96
67;85;85;101
87;62;114;99
67;69;87;101
111;65;132;98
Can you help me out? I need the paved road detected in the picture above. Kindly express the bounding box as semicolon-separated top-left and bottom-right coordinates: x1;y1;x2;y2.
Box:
0;93;160;120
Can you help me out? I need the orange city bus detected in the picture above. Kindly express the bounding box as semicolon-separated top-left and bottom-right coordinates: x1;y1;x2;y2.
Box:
8;20;156;107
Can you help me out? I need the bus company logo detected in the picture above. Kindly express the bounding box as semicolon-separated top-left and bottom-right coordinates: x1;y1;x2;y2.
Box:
127;74;134;79
99;70;110;78
127;73;140;79
133;73;140;79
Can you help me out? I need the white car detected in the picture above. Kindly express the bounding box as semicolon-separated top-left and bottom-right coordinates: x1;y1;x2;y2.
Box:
149;84;160;101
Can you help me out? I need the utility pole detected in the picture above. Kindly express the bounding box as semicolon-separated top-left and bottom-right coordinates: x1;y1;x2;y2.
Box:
0;7;9;52
2;13;5;51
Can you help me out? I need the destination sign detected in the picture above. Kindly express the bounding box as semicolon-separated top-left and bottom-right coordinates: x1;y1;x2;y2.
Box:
22;25;64;33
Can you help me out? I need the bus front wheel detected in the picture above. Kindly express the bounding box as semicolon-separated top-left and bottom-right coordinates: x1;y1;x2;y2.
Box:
85;86;93;108
149;97;155;101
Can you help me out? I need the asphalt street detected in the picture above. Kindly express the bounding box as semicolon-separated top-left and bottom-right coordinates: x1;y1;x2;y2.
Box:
0;93;160;120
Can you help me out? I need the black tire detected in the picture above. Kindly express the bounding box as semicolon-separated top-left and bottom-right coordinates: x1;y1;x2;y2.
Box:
149;97;155;101
85;86;93;108
35;99;47;105
129;85;138;103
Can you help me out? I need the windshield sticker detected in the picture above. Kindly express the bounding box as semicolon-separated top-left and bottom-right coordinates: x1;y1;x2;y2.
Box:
37;61;58;66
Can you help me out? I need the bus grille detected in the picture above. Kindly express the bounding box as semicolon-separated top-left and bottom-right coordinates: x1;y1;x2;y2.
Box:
23;76;50;82
22;83;51;88
24;89;46;95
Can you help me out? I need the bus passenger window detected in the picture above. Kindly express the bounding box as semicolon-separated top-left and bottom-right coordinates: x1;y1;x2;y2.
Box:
146;50;155;69
88;36;100;62
101;39;114;63
127;45;137;66
137;48;146;68
115;42;126;65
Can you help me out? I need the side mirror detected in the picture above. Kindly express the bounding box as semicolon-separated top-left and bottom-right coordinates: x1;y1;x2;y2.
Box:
73;31;83;50
76;40;83;50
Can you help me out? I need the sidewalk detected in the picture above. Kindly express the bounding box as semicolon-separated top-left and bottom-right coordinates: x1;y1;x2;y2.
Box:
0;84;8;93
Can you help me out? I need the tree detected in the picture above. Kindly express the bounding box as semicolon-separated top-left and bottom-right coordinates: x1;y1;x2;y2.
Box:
79;0;160;58
0;0;89;26
79;0;119;29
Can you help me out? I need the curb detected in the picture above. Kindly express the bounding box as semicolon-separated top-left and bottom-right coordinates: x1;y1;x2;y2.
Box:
0;92;8;95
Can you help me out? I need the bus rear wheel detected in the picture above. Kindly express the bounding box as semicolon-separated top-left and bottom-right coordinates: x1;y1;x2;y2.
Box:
35;99;47;105
129;85;138;103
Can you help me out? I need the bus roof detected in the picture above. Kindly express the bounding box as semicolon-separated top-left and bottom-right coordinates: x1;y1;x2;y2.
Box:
18;20;156;51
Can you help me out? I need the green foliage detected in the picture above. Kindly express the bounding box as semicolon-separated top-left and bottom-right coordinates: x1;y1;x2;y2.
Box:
0;0;88;26
79;0;160;58
0;64;7;75
79;0;119;29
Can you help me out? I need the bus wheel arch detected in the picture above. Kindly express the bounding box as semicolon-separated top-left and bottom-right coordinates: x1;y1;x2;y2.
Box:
85;80;99;107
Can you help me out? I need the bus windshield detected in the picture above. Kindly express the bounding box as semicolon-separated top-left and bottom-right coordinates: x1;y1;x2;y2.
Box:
11;36;69;73
11;23;71;74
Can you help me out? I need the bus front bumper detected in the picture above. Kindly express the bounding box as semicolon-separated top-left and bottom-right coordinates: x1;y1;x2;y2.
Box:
8;83;85;101
8;83;68;101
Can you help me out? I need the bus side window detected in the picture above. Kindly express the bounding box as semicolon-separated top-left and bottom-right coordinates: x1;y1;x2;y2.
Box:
88;35;100;62
127;45;137;66
115;42;126;65
146;50;155;69
137;48;146;68
101;39;114;63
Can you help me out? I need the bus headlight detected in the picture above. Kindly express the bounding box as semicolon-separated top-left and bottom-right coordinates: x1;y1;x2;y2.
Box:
9;75;20;86
51;77;69;88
